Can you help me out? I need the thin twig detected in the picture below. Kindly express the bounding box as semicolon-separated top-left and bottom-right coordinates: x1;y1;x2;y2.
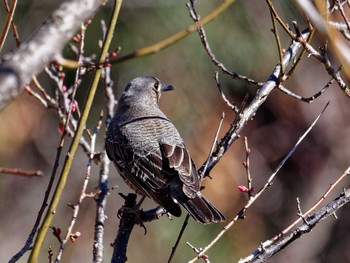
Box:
187;0;260;87
0;0;18;51
284;26;315;81
268;3;284;75
168;214;190;263
0;167;43;177
243;137;253;198
3;0;20;46
200;112;225;178
9;127;67;263
277;73;335;103
214;72;239;113
273;165;350;240
24;85;49;108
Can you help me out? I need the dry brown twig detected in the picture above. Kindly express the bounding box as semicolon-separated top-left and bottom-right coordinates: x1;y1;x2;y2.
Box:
3;0;20;47
0;167;43;177
0;0;18;51
243;137;253;198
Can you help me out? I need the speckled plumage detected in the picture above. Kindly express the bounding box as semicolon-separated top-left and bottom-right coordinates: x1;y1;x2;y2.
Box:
105;76;225;224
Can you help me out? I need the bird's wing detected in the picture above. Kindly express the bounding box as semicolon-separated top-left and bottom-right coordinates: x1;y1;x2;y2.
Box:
106;139;170;197
106;138;200;198
161;143;200;198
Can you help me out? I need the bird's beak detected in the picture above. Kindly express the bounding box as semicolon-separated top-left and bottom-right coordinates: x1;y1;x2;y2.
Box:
161;84;175;92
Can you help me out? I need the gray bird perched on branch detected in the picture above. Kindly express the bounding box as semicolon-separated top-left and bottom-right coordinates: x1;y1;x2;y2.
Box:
105;76;225;224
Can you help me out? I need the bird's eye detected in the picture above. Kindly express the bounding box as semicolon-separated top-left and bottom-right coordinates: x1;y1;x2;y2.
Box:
154;82;159;90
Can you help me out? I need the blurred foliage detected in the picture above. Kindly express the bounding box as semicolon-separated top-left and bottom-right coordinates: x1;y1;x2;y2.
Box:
0;1;350;263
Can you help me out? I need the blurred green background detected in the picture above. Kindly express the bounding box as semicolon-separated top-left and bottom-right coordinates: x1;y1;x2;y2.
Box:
0;1;350;262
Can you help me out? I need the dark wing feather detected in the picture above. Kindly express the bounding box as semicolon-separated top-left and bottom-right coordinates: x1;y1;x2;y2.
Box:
161;143;225;224
161;143;200;198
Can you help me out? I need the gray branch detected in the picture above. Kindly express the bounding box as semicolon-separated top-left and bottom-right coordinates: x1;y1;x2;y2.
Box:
0;0;107;111
239;188;350;263
200;29;311;176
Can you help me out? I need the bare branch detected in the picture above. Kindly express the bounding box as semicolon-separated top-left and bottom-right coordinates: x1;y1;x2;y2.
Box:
0;0;107;111
199;29;311;176
187;0;260;87
239;166;350;262
241;187;350;263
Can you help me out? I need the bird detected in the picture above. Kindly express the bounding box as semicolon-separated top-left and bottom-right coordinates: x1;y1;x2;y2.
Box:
105;76;225;224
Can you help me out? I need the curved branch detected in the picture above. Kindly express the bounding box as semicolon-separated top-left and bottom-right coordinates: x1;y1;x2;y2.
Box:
109;0;236;64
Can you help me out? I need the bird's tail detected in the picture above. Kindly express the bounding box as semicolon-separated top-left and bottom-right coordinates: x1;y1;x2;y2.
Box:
180;192;225;224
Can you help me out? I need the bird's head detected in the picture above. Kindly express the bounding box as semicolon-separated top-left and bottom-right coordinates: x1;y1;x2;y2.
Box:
122;76;175;104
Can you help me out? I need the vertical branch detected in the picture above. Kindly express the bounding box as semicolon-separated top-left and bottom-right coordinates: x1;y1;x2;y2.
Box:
268;3;284;75
92;16;116;263
243;137;253;198
93;151;110;263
